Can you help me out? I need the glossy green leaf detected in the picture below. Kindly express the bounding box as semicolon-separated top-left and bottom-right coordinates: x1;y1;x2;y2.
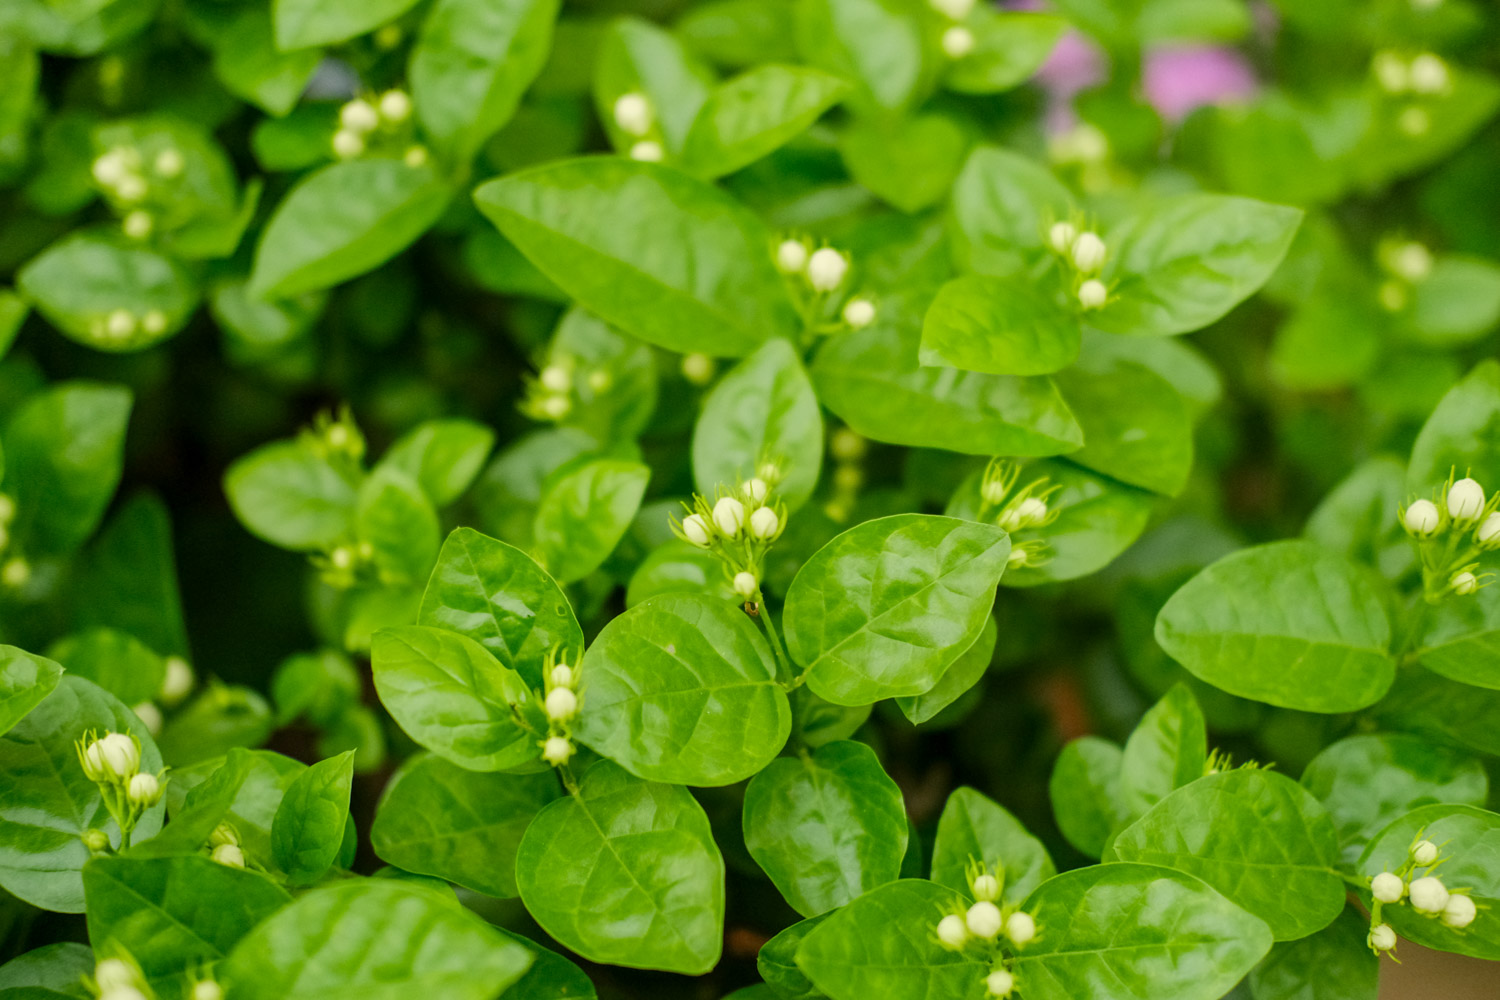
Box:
919;275;1080;377
944;12;1067;95
949;146;1074;277
131;748;255;859
793;0;928;114
576;593;790;785
1407;359;1500;494
270;750;354;885
930;786;1054;906
378;419;495;508
625;540;735;608
1155;540;1394;713
1248;907;1377;1000
46;628;164;708
895;614;995;725
1119;683;1207;821
681;65;848;179
223;439;356;552
1049;735;1126;859
742;740;907;916
1303;456;1413;582
757;913;828;1000
1408;256;1500;346
499;930;598;1000
355;466;440;584
515;760;725;975
838;112;968;215
273;0;421;48
0;941;93;998
593;17;713;155
1056;354;1194;496
785;514;1009;706
1416;576;1500;688
0;646;63;736
532;458;649;584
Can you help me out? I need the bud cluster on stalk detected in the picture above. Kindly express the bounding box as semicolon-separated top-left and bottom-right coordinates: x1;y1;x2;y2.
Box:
773;237;877;337
75;729;167;850
521;353;616;424
977;458;1058;570
1375;235;1435;313
537;647;582;769
209;821;246;868
611;91;665;164
1364;830;1481;958
933;858;1039;997
1042;216;1111;312
928;0;977;60
671;467;789;607
1399;470;1500;603
824;427;867;524
1370;50;1452;138
295;409;386;589
332;90;428;167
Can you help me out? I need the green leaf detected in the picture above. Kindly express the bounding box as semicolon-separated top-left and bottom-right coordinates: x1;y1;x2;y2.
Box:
250;160;451;299
418;527;582;688
693;338;822;511
1303;456;1413;582
593;18;714;155
378;419;495;508
625;540;735;608
1407;359;1500;495
1419;585;1500;689
154;685;274;768
758;914;828;1000
72;493;190;658
1049;735;1126;859
82;855;289;990
576;593;790;785
930;786;1054;907
498;930;597;1000
515;760;725;975
785;514;1010;706
1408;256;1500;347
1119;683;1207;821
0;941;94;998
793;0;929;114
0;677;164;913
1155;540;1395;713
474;158;796;356
1112;770;1345;940
895;614;996;725
46;628;164;707
189;6;321;116
356;466;440;584
1301;733;1487;864
742;740;907;917
1010;863;1273;1000
223;438;356;551
1090;194;1303;337
371;625;540;772
5;381;131;557
838;112;968;215
131;748;255;859
0;646;63;736
273;0;422;48
1248;907;1378;1000
372;752;559;897
18;232;199;351
1056;354;1194;496
681;65;848;179
919;275;1080;377
220;878;534;999
532;458;649;584
949;146;1074;277
410;0;559;163
944;12;1067;95
270;750;354;885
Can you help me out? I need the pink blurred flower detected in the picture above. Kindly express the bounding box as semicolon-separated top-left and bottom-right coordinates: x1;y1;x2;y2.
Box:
1142;46;1259;121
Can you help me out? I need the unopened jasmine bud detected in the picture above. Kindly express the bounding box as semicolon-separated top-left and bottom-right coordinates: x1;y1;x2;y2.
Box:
1078;279;1107;310
95;958;136;991
1412;839;1439;866
750;506;779;540
833;465;862;491
830;428;866;461
192;981;224;1000
966;901;1002;939
132;702;163;737
682;352;714;384
757;461;782;484
106;309;136;340
542;735;573;766
1477;512;1500;549
332;129;365;159
1371;872;1405;903
1048;221;1077;254
1408;875;1448;913
211;843;245;867
1404;499;1441;537
122;211;152;240
340;99;379;133
540;395;572;420
127;771;162;808
842;298;876;329
374;23;403;48
142;310;168;336
807;248;848;292
97;732;140;778
936;913;969;950
379;90;412;122
744;478;769;502
613;93;653;137
2;557;30;588
587;370;611;392
545;686;578;721
1007;547;1029;568
629;140;663;162
83;828;111;851
1071;232;1106;273
929;0;976;18
81;740;107;780
985;969;1015;998
93;151;128;186
971;873;1000;902
1409;53;1450;94
403;145;429;168
1449;478;1485;520
153;148;184;178
1452;571;1479;596
1391;242;1432;282
1373;52;1409;93
776;239;809;274
116;174;147;202
714;497;746;537
550;664;574;689
1399;106;1431;136
941;26;975;59
1005;910;1036;946
1442;893;1476;929
103;986;149;1000
1016;497;1048;527
330;546;355;570
682;513;712;547
1378;279;1408;312
1369;923;1397;951
539;365;571;393
733;571;758;599
209;823;238;848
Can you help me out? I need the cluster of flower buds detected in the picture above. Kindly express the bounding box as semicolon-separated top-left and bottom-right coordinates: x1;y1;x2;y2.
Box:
612;91;665;163
774;238;876;334
1044;219;1110;312
1371;51;1452;137
210;821;245;868
1400;472;1500;602
1;553;30;590
316;540;377;589
92;952;156;1000
75;730;167;849
672;470;788;605
86;307;170;347
539;648;582;768
333;90;427;167
92;144;183;224
1366;833;1480;956
934;860;1038;997
977;459;1057;569
1375;237;1434;312
522;355;614;423
929;0;977;59
823;428;867;523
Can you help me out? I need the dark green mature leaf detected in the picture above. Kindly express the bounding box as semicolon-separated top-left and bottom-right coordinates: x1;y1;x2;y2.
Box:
919;275;1080;376
576;593;790;785
371;625;540;772
475;158;796;356
410;0;558;163
1249;907;1377;1000
223;439;355;551
6;381;131;557
272;0;421;48
515;761;725;975
0;677;164;913
0;941;94;998
681;65;848;179
83;855;289;990
1049;736;1126;859
371;752;559;897
1155;540;1394;713
949;146;1074;277
271;750;353;885
220;878;534;999
1407;359;1500;493
418;527;582;688
1056;354;1193;496
1302;733;1487;864
742;740;907;916
785;515;1009;705
796;879;988;1000
793;0;929;114
356;466;440;584
379;419;495;508
1357;803;1500;960
930;786;1054;906
945;11;1066;94
46;628;164;707
693;338;822;510
1011;863;1273;1000
1091;195;1303;337
758;914;828;1000
1417;575;1500;688
499;932;597;1000
895;615;995;724
250;160;451;298
0;646;62;736
1119;683;1207;821
1113;770;1344;940
532;458;649;584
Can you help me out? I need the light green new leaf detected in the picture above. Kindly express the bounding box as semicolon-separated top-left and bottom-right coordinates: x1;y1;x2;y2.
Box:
1056;354;1194;496
785;514;1010;706
223;438;356;551
356;466;440;584
0;646;64;736
1113;770;1345;940
273;0;422;49
1155;540;1394;713
515;761;725;975
474;158;796;356
693;338;822;511
130;748;255;859
1408;256;1500;347
742;740;907;916
895;615;996;725
1248;907;1378;1000
838;112;968;215
220;879;534;999
681;65;848;179
1419;586;1500;689
1049;735;1127;859
378;419;495;508
949;146;1074;277
532;458;649;584
920;275;1080;376
930;786;1054;906
575;593;790;785
1119;683;1207;821
1406;359;1500;494
271;750;354;885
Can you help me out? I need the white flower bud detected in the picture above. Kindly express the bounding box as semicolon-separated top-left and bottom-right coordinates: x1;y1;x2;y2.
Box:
211;843;245;868
757;461;782;484
1448;478;1485;520
776;239;809;274
93;151;128;186
1404;498;1440;537
378;89;412;122
834;465;862;491
1048;221;1077;254
551;664;575;689
842;298;877;329
1477;512;1500;548
545;686;578;722
541;736;573;766
750;506;780;540
971;873;1000;902
101;983;149;998
830;427;866;461
936;913;969;950
140;310;167;336
1071;232;1106;273
153;148;184;178
1442;893;1476;929
1373;52;1409;93
744;478;769;502
1007;547;1029;568
1016;497;1048;527
192;981;225;1000
929;0;976;19
1378;279;1409;312
629;140;664;162
1399;106;1431;136
95;958;136;991
681;513;712;547
682;352;714;385
1371;872;1405;903
132;702;163;737
1368;923;1397;951
2;558;30;588
713;497;746;537
403;145;429;168
1078;279;1107;310
331;129;365;159
1409;53;1450;94
966;901;1003;939
539;365;571;392
733;571;758;598
210;823;238;848
122;210;153;240
941;26;975;59
97;732;140;778
613;93;653;137
1452;571;1479;596
105;309;136;340
540;395;572;420
1408;875;1449;914
339;99;379;133
985;969;1015;998
1412;839;1439;865
1005;910;1036;946
1391;242;1432;282
116;174;147;202
587;370;611;392
83;828;111;851
127;771;162;808
807;248;848;292
82;741;107;780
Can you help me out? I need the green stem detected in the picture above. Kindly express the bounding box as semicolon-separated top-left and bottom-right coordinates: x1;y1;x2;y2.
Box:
756;594;795;685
